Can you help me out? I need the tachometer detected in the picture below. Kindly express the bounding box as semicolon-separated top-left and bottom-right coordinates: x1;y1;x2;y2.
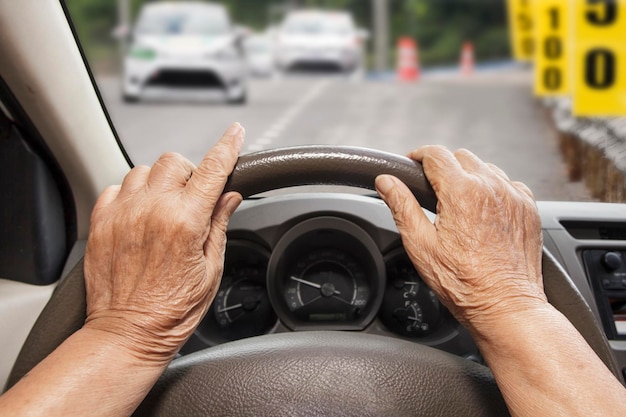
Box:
214;264;275;338
196;240;276;344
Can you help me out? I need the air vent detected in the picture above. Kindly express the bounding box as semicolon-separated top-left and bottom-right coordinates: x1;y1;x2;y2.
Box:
561;221;626;240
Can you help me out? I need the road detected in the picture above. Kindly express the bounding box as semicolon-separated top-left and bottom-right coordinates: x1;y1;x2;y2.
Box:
96;69;589;201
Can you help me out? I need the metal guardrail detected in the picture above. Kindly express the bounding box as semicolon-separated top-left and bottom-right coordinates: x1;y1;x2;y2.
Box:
546;98;626;202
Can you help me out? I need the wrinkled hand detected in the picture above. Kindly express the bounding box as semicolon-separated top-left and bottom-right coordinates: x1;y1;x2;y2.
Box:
83;123;244;364
375;146;547;338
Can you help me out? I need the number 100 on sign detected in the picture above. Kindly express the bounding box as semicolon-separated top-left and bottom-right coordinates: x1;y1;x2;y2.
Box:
534;0;570;96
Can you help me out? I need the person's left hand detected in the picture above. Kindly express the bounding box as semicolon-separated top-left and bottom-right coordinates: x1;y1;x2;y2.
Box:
83;123;244;365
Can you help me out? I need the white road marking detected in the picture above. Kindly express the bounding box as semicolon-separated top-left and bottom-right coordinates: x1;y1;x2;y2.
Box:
246;79;331;153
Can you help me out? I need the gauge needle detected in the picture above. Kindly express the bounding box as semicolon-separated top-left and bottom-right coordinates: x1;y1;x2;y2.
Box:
217;303;243;313
290;276;341;295
404;281;420;286
407;316;421;322
290;276;321;288
299;295;322;308
331;295;353;305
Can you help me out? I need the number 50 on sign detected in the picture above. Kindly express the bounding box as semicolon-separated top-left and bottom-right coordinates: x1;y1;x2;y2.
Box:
573;0;626;116
508;0;535;61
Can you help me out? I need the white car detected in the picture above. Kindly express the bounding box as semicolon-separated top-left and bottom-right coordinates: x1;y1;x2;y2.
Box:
274;10;367;74
123;1;247;104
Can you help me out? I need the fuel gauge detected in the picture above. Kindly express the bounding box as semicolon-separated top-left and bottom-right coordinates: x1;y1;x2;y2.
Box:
380;252;441;337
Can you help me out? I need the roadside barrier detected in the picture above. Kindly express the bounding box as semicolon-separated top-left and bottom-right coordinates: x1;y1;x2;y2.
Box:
460;42;474;77
547;98;626;202
396;37;420;82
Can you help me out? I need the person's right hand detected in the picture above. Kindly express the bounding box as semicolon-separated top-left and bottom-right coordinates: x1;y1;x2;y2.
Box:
375;146;549;339
83;123;244;365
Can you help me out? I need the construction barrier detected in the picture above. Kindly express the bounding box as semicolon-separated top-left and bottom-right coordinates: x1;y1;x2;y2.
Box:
460;42;474;76
396;37;419;82
547;98;626;202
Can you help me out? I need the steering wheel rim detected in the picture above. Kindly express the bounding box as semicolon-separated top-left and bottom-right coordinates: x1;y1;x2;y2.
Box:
6;146;621;416
223;145;437;210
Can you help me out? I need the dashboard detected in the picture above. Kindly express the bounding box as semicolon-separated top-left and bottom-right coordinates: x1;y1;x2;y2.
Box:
181;191;626;379
181;192;476;358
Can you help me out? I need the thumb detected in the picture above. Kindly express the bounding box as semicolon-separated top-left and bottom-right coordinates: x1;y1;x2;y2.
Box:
375;175;436;265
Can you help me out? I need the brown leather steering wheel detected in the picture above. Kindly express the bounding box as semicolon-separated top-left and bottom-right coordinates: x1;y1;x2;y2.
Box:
7;146;620;416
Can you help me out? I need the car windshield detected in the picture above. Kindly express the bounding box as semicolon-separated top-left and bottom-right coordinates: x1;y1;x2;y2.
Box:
64;0;624;204
282;14;354;35
135;6;230;36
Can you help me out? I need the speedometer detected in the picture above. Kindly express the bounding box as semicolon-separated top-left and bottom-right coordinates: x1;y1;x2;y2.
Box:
268;216;385;331
284;249;370;322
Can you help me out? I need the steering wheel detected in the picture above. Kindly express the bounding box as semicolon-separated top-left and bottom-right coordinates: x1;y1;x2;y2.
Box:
7;146;621;416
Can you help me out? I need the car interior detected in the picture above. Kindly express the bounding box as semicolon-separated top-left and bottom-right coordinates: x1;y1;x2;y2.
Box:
1;1;626;416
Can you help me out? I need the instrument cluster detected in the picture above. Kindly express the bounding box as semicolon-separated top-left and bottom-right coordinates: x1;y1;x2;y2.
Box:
189;214;467;354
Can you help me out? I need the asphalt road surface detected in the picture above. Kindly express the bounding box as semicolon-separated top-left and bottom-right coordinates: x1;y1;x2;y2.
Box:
96;69;590;201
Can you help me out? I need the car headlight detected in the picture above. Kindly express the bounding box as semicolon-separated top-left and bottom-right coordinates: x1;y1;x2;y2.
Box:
129;47;157;60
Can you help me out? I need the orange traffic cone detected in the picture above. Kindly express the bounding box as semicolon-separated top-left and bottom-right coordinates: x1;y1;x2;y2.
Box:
460;42;474;76
397;37;419;81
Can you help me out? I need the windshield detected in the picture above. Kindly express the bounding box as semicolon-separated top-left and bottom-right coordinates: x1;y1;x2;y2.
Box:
65;0;624;203
282;14;354;35
135;6;230;36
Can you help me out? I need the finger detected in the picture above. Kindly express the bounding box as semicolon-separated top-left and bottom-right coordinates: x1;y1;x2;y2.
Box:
203;191;243;263
485;162;511;181
375;175;436;264
118;165;150;198
185;123;245;216
408;146;466;192
147;152;196;190
454;148;488;174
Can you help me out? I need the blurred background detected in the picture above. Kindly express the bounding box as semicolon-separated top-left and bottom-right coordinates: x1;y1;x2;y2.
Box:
67;0;510;73
63;0;601;202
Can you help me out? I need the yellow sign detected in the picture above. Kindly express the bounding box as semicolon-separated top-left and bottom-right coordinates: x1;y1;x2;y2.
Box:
534;0;571;96
508;0;536;61
572;0;626;116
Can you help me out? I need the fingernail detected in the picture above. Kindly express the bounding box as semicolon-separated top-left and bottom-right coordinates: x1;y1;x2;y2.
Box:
225;122;243;137
224;123;245;153
375;175;396;197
